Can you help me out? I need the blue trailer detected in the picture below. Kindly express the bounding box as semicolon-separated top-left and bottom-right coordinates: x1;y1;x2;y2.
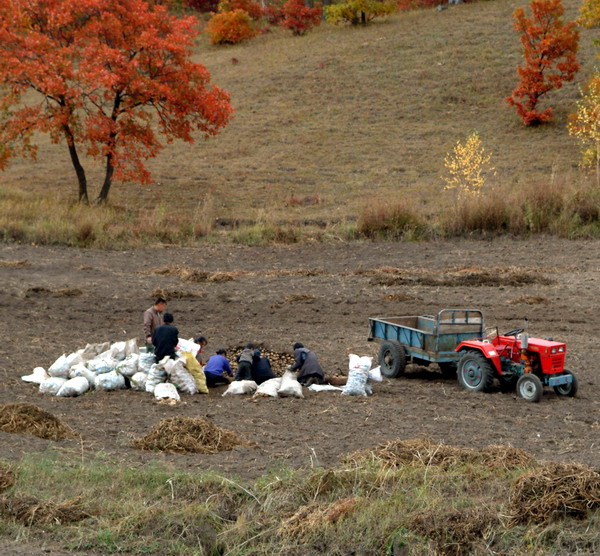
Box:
368;309;485;377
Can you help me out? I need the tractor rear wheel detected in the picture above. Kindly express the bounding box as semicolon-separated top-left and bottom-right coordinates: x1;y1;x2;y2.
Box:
379;341;406;378
517;374;543;402
553;369;578;397
457;351;494;392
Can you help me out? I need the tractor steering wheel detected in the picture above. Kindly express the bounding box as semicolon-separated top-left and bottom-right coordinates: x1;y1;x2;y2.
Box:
503;328;524;337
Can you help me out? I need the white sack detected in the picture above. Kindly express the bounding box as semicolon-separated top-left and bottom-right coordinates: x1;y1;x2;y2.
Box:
176;338;200;356
57;376;90;397
124;338;139;357
69;363;97;386
165;358;198;395
116;354;139;378
95;370;126;391
21;367;49;384
278;371;304;398
348;354;373;373
368;365;383;382
255;377;282;397
342;369;368;397
48;354;70;378
130;371;148;391
39;377;67;395
307;384;343;392
87;356;117;374
145;363;168;393
222;380;258;396
154;382;181;401
110;341;127;361
138;352;156;373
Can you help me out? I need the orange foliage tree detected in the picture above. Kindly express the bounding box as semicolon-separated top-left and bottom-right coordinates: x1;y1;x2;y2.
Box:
0;0;233;203
206;9;257;44
280;0;322;35
506;0;579;126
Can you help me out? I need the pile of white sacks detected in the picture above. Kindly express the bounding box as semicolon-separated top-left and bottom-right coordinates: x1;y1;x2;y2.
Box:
21;338;202;402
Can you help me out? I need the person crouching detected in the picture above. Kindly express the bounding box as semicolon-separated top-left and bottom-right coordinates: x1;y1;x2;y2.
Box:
235;343;254;381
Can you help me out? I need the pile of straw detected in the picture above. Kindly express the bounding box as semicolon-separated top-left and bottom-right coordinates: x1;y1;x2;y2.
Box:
0;403;77;441
281;497;358;536
132;417;246;454
508;462;600;524
0;495;90;525
0;462;15;492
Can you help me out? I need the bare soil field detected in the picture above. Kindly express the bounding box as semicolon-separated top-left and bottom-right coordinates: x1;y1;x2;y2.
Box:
0;238;599;482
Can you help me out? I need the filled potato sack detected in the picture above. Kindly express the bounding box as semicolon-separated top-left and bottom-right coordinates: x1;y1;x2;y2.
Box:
278;371;304;398
222;380;258;396
57;376;90;397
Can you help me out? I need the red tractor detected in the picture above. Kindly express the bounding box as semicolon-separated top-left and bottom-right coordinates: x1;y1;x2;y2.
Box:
455;326;578;402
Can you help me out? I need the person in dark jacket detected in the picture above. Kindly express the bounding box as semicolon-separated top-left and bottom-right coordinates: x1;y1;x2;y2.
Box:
289;342;325;386
235;343;254;381
251;349;276;385
152;313;179;362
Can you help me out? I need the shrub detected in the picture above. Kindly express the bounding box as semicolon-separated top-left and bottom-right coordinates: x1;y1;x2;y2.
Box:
357;201;426;239
206;9;257;44
325;0;396;25
280;0;322;34
397;0;438;11
218;0;264;19
188;0;220;12
264;4;285;23
506;0;579;126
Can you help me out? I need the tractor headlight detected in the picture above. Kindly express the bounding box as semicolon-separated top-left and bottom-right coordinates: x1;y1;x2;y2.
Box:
558;346;565;353
551;347;557;354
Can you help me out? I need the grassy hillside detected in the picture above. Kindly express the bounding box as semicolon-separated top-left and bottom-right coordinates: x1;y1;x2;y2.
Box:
1;0;599;242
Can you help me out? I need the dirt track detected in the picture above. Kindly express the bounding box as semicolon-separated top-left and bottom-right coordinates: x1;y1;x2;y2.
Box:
0;239;599;479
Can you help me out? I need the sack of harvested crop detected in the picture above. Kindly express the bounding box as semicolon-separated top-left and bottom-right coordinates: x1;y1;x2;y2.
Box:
21;367;49;384
130;371;148;391
138;352;156;373
57;376;90;397
278;371;304;398
69;363;96;386
342;369;368;396
109;341;127;361
255;377;282;397
124;338;139;357
87;356;117;374
368;365;382;382
348;354;372;374
165;358;198;395
116;354;139;378
95;370;126;391
176;337;200;356
222;380;258;396
39;377;68;395
145;363;168;393
48;354;70;378
181;352;208;394
154;382;180;401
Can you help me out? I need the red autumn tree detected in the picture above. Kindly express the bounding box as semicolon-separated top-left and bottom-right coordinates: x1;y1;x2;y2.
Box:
0;0;233;203
280;0;322;35
506;0;579;126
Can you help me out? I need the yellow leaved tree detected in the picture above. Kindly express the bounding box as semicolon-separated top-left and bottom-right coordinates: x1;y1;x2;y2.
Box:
443;132;495;198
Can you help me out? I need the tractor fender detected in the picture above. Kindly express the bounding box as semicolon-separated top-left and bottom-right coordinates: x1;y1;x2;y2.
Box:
456;341;502;374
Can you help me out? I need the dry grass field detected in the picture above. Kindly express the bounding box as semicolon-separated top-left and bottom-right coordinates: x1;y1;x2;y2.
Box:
1;0;598;240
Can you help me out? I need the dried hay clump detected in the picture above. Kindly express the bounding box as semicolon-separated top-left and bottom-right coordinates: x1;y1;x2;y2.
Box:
0;495;90;525
151;287;205;300
0;403;78;441
344;438;474;469
508;462;600;524
132;417;247;454
0;259;29;267
283;294;316;303
478;445;537;470
281;497;358;537
0;461;15;492
412;507;499;556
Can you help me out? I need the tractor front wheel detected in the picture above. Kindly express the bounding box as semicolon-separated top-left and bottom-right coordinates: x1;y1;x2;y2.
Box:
379;341;406;378
457;351;494;392
517;374;543;403
554;369;578;397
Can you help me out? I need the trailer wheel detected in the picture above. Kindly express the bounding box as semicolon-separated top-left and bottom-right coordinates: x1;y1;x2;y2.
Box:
379;341;406;378
553;369;578;397
457;351;493;392
517;374;543;403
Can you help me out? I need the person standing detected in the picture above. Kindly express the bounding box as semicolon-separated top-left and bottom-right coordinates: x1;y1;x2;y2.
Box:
143;297;166;351
289;342;325;386
152;313;179;362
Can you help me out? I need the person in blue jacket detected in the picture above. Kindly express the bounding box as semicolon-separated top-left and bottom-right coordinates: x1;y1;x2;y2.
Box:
203;349;234;387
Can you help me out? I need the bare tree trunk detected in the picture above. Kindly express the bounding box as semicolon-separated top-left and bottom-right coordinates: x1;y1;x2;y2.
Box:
64;126;89;204
96;152;114;204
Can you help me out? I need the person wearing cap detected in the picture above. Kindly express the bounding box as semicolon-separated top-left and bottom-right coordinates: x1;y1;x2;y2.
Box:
289;342;325;386
251;349;276;385
152;313;179;362
143;297;166;351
